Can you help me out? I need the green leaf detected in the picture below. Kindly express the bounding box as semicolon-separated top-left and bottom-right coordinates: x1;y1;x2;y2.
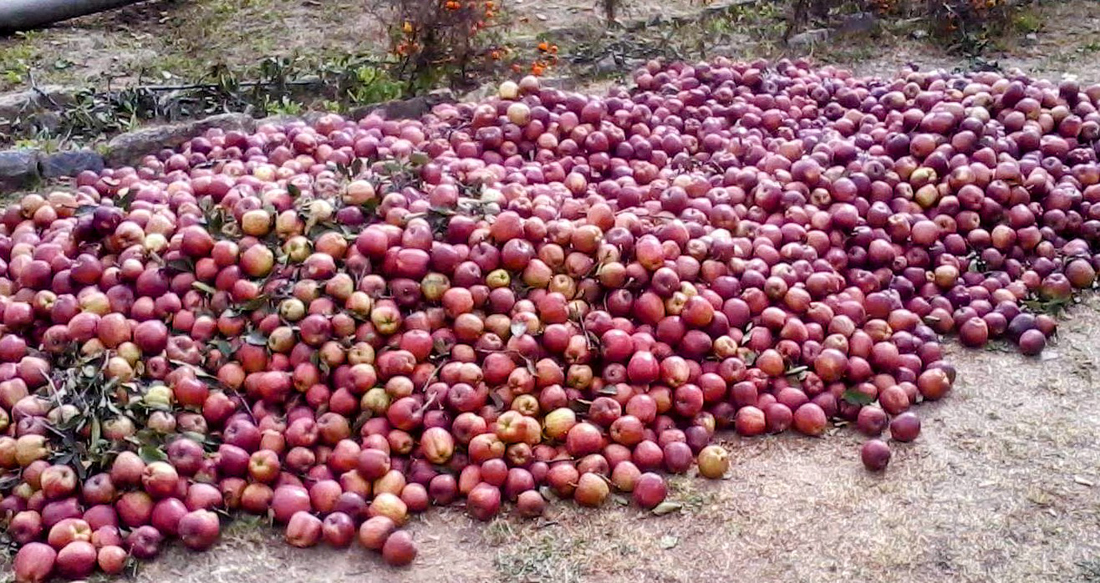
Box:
138;445;168;463
245;331;268;346
842;389;875;406
409;151;429;166
167;259;193;274
287;184;301;198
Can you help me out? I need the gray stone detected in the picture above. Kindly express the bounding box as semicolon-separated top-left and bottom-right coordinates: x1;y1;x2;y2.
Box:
0;149;41;191
256;114;309;129
788;28;830;47
835;12;878;36
0;86;75;120
595;56;620;76
40;150;105;179
0;90;37;120
540;76;580;91
104;113;255;165
349;90;455;121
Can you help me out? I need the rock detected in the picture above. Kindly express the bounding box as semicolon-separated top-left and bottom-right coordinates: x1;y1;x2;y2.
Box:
105;113;255;165
540;76;579;91
40;150;105;179
595;56;620;76
835;12;878;36
349;90;455;121
0;149;41;191
0;86;74;120
256;114;310;129
788;28;830;48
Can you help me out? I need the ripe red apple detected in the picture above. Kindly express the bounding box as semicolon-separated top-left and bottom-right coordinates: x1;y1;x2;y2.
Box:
322;512;356;548
178;509;221;550
368;492;408;525
110;452;145;488
40;464;77;499
9;510;43;545
573;472;610;507
240;483;274;514
81;473;117;505
126;525;162;559
632;472;667;509
861;439;892;471
116;491;154;528
358;515;396;551
141;461;180;499
285;511;323;548
271;485;311;524
97;545;128;575
696;445;729;479
466;482;501;521
248;449;281;483
56;540;97;579
151;497;188;536
382;529;417;566
47;517;92;549
515;490;546;518
14;542;57;583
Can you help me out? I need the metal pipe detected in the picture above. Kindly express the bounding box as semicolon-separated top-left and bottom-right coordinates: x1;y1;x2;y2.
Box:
0;0;146;34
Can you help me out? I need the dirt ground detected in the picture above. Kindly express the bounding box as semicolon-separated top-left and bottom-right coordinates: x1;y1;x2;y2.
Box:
133;297;1100;583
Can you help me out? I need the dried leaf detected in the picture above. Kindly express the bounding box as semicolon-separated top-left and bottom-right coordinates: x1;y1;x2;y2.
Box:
658;535;679;549
1073;476;1094;487
192;281;217;295
510;320;528;338
651;501;682;516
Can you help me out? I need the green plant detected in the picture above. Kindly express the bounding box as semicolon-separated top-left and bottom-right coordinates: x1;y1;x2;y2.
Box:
372;0;512;95
264;95;303;116
926;0;1031;55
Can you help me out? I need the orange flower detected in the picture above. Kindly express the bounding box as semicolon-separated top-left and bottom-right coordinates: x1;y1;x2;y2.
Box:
549;44;558;54
531;62;545;76
538;41;549;52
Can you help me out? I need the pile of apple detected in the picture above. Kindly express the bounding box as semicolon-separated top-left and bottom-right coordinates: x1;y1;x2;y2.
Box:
3;56;1100;581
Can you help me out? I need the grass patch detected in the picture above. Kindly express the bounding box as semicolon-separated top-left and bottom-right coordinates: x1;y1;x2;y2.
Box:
494;531;587;583
1079;559;1100;583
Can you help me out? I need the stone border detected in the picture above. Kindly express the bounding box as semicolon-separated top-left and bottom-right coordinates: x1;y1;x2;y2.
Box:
0;90;456;193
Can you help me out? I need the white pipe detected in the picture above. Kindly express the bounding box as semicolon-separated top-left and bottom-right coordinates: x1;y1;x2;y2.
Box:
0;0;146;34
